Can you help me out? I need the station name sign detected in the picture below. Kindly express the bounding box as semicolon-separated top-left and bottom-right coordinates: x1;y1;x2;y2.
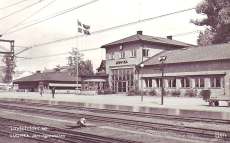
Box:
116;60;128;64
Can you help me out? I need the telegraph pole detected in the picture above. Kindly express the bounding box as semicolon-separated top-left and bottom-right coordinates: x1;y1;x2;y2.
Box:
0;39;15;60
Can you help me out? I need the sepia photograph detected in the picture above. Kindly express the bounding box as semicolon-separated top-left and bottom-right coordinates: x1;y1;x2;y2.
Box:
0;0;229;142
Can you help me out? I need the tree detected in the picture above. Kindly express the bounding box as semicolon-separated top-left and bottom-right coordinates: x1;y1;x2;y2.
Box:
53;64;61;72
1;54;15;83
66;49;94;76
191;0;230;46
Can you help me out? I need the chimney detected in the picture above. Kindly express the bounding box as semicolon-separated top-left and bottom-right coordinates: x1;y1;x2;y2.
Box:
36;71;41;73
137;31;142;35
167;36;172;40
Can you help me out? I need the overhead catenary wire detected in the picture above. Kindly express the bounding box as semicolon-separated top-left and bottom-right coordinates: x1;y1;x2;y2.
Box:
1;0;100;36
169;30;200;37
2;0;57;35
0;1;95;32
15;29;200;61
0;0;45;21
0;0;29;11
15;7;195;55
16;48;101;62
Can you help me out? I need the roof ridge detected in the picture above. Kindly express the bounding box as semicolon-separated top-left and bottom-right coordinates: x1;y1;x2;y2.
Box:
180;42;230;50
102;34;139;47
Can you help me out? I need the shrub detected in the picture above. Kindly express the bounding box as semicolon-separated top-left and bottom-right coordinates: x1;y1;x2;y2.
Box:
126;88;149;96
104;88;114;94
97;88;114;95
126;88;139;96
160;89;170;96
97;89;104;95
141;90;148;96
148;89;157;96
170;90;181;97
184;89;197;97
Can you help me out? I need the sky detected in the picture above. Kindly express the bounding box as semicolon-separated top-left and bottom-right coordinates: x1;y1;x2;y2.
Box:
0;0;205;73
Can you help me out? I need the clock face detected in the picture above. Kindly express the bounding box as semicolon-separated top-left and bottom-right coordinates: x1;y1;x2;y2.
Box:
119;45;123;50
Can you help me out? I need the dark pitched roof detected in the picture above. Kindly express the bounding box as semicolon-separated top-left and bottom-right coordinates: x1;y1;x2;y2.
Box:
141;43;230;66
13;72;77;83
101;34;193;48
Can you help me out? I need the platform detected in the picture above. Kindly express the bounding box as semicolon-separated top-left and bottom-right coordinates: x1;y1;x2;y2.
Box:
0;92;230;120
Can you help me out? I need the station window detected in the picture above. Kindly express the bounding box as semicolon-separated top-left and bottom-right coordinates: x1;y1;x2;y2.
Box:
111;68;134;93
109;53;114;60
155;78;162;87
210;76;221;88
144;78;152;87
194;77;204;88
143;49;149;57
181;77;190;87
119;51;125;59
130;50;136;58
167;78;176;88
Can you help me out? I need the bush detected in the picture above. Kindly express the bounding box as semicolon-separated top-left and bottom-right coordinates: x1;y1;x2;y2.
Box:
126;88;150;96
160;89;170;96
184;89;197;97
97;88;114;95
148;89;157;96
97;89;104;95
170;90;181;97
104;88;113;94
126;88;140;96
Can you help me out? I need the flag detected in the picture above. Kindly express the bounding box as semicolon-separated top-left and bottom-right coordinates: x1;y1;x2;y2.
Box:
83;29;90;35
78;20;90;35
78;28;82;33
78;20;82;26
83;24;90;30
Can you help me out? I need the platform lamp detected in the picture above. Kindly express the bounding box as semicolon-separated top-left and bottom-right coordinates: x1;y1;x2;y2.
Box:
140;63;144;102
159;56;167;105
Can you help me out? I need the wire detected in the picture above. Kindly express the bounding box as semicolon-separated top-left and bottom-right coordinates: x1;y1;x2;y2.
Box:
0;1;92;32
2;0;56;35
15;7;196;62
16;48;101;62
0;0;44;21
170;30;199;37
15;7;195;54
2;0;100;36
0;0;29;11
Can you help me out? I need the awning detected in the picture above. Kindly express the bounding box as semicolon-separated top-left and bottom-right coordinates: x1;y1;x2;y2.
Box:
49;83;81;87
84;79;106;82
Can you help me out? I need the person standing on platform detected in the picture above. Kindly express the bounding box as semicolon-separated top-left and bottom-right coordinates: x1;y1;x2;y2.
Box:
39;85;43;97
51;87;55;98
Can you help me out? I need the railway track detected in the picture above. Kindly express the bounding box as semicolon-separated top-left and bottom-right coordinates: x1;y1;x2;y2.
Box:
0;116;139;143
0;99;229;125
0;101;229;141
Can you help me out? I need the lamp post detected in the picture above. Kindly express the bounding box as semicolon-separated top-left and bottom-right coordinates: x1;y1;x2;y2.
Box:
159;56;167;105
140;63;144;102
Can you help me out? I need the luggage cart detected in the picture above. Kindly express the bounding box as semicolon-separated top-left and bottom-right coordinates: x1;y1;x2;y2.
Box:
203;90;230;107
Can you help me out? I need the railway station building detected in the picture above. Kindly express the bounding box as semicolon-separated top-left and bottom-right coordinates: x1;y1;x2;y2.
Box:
101;31;230;97
101;31;192;93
